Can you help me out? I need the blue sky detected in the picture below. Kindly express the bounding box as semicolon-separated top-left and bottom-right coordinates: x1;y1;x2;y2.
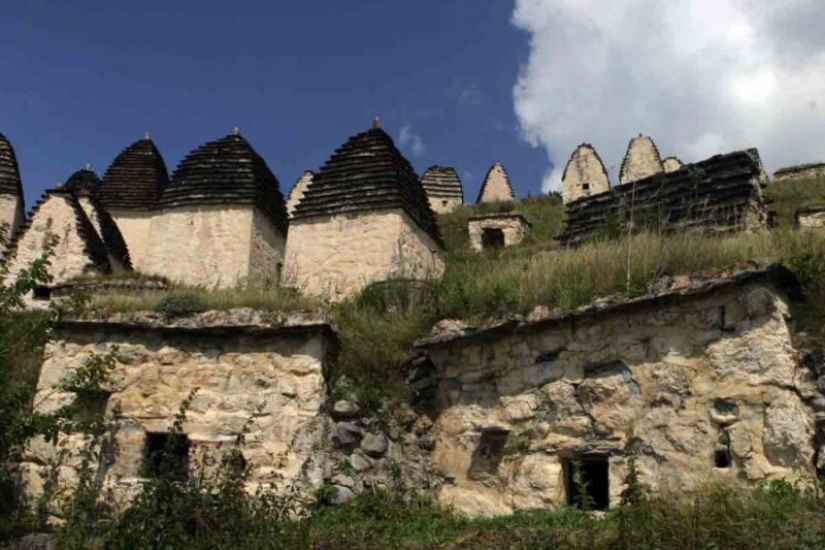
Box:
0;0;549;209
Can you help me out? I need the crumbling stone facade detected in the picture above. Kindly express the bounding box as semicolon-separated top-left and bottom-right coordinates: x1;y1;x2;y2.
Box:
561;144;610;204
285;123;444;301
619;135;664;185
467;213;530;252
416;264;821;517
774;163;825;183
476;164;515;204
20;310;336;514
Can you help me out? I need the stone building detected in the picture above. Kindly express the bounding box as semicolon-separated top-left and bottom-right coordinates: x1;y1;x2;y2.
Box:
2;185;126;300
476;163;515;204
145;130;289;288
774;163;825;183
97;135;169;272
421;166;464;214
559;149;769;247
19;310;337;513
795;204;825;231
662;156;685;173
286;171;313;218
561;144;610;204
416;263;820;517
0;133;25;248
284;121;445;301
468;213;530;252
619;135;664;185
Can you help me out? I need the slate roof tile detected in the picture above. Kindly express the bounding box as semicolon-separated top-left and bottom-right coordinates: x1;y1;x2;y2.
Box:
98;137;169;210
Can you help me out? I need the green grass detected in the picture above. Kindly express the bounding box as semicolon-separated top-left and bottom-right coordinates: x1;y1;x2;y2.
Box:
764;176;825;228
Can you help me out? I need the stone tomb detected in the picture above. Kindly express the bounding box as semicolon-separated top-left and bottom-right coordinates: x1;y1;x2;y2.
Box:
416;264;820;517
467;213;530;252
20;310;336;515
774;163;825;183
795;204;825;231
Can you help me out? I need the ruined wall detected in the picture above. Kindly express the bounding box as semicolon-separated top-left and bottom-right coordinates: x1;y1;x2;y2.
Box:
145;205;284;288
795;207;825;231
108;210;154;272
775;164;825;183
467;214;530;252
3;194;102;285
422;281;817;517
284;209;444;301
562;145;610;204
20;312;334;513
620;136;664;185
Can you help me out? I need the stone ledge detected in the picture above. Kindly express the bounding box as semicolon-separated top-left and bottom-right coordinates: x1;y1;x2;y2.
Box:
416;261;798;348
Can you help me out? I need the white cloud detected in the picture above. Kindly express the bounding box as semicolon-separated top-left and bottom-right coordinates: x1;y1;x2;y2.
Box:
398;125;426;156
512;0;825;192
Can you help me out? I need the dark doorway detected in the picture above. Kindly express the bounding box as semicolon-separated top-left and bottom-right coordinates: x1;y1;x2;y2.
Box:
468;428;509;479
564;456;610;510
714;449;731;469
481;228;505;250
142;432;190;481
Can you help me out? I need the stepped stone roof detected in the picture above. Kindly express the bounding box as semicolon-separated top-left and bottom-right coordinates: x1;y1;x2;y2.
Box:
2;187;111;273
162;131;289;234
98;136;169;210
0;133;23;201
421;166;464;200
291;125;444;247
476;163;515;204
63;168;102;195
286;171;314;217
561;144;609;184
619;135;664;184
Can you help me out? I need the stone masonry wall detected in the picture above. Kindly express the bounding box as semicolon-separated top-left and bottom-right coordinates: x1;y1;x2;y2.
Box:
250;207;287;283
562;146;610;204
796;208;825;231
775;164;825;183
3;194;100;285
428;196;463;215
284;209;444;302
0;193;24;247
477;165;513;204
468;215;529;252
620;136;664;185
20;312;334;514
145;205;284;288
108;210;154;273
423;282;817;517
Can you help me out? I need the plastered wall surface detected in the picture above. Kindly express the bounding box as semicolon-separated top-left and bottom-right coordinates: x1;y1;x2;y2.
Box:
284;209;444;301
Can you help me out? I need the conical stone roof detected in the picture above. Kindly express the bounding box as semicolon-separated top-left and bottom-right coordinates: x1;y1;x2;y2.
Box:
0;133;23;199
476;163;515;203
619;135;664;184
162;131;289;234
99;136;169;210
63;168;102;195
292;126;443;247
421;166;463;201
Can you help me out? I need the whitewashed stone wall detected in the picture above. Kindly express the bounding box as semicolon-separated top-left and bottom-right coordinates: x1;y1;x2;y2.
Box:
20;311;334;514
428;196;463;215
284;209;444;302
3;194;103;286
108;210;153;273
620;136;664;184
468;215;529;252
0;193;24;249
796;209;825;231
424;282;817;517
478;165;514;204
562;145;610;204
775;165;825;183
76;197;128;271
145;205;285;288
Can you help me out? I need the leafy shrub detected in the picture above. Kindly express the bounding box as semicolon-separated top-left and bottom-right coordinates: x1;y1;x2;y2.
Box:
154;293;207;319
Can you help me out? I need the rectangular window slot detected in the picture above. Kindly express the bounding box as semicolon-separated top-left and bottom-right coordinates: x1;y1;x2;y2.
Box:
143;432;190;481
468;428;509;479
564;455;610;510
32;286;52;301
714;449;731;469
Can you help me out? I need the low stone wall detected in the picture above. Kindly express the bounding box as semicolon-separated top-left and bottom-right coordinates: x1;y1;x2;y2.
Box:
20;310;336;515
795;205;825;231
416;265;822;517
774;163;825;183
284;209;444;302
558;149;769;247
467;213;530;252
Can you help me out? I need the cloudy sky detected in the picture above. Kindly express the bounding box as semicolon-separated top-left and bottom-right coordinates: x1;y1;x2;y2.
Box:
1;1;823;205
513;0;825;191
